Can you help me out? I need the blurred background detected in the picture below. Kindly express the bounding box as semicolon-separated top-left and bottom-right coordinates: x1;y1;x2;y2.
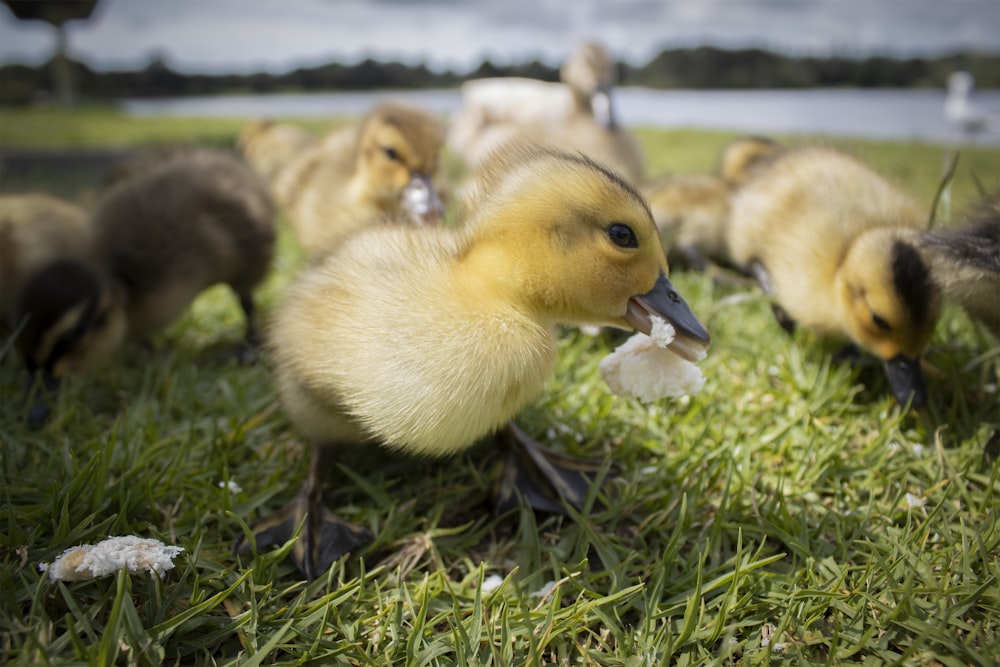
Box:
1;0;998;143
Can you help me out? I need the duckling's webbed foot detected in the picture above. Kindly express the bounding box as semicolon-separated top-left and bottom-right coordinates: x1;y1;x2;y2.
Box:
234;490;372;579
233;444;373;580
493;423;615;516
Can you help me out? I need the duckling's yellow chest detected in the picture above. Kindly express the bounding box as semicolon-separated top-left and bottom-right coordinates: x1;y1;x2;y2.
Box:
277;267;559;458
350;309;558;457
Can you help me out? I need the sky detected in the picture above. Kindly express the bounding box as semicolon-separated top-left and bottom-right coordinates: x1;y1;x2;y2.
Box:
0;0;998;75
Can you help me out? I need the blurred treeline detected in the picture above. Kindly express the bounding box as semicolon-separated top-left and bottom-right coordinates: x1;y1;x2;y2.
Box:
1;46;998;105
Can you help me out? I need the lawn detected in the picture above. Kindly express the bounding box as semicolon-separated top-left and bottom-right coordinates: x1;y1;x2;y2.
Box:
1;106;999;666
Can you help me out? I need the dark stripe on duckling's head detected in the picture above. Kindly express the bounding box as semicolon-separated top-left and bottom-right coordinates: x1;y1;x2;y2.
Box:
538;146;650;215
891;240;935;328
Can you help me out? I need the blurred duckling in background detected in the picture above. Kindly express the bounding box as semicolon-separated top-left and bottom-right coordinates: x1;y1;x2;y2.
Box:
237;118;316;186
727;145;940;408
92;146;276;359
642;136;782;272
450;41;645;184
718;135;783;188
273;101;446;260
0;194;126;425
235;144;710;578
643;173;731;271
919;191;1000;340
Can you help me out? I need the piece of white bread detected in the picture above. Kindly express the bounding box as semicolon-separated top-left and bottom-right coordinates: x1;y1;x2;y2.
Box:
599;316;706;402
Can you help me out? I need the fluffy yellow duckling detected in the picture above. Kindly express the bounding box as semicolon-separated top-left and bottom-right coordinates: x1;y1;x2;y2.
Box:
0;193;126;425
92;146;276;355
919;192;1000;339
718;135;782;188
727;146;940;407
236;118;315;186
641;136;782;271
273;102;446;260
643;173;732;271
236;144;710;578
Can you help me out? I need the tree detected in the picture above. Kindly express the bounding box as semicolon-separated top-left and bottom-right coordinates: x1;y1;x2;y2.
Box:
3;0;100;106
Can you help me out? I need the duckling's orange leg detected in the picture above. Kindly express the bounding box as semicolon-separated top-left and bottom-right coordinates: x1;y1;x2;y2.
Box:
493;423;616;516
234;443;373;580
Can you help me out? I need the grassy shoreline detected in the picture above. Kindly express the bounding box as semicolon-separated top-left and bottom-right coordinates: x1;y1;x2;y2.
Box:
1;108;998;665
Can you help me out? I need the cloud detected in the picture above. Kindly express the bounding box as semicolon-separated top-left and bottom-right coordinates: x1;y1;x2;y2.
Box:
0;0;996;74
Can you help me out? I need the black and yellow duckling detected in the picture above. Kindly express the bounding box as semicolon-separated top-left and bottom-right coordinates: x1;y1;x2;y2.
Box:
235;143;710;579
727;145;940;408
92;146;276;358
0;193;126;425
273;102;446;260
919;192;1000;339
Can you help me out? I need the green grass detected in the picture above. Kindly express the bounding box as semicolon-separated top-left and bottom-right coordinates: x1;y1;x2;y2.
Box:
1;107;999;665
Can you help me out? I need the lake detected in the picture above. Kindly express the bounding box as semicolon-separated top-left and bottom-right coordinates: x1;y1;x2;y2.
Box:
122;87;1000;146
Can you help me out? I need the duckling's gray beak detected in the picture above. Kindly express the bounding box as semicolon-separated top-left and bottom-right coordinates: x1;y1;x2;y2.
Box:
625;272;711;362
884;354;927;410
401;174;443;226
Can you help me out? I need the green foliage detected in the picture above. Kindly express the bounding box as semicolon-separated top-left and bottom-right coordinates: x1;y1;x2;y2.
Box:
0;112;998;665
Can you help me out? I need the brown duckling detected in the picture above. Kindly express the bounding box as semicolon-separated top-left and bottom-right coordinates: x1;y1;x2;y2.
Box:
727;146;940;408
92;146;276;356
234;143;710;578
0;193;126;425
919;192;1000;339
273;102;446;260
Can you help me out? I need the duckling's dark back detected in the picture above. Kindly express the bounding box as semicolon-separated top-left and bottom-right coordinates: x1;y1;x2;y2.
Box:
920;194;1000;338
92;147;276;337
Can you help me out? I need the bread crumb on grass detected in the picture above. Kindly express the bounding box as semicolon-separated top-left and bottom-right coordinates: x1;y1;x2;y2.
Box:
39;536;184;582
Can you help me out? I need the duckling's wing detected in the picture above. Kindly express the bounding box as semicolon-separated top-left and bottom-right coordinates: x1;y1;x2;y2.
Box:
923;219;1000;273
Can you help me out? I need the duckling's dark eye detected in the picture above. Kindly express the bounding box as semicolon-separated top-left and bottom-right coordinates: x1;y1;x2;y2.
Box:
383;146;400;161
93;309;107;328
872;313;892;332
608;223;637;248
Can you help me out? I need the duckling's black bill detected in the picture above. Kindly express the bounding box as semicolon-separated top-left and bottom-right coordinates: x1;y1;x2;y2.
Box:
883;353;927;410
625;272;710;361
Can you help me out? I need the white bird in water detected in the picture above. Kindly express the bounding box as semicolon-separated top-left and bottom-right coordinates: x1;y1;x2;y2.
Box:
944;71;1000;138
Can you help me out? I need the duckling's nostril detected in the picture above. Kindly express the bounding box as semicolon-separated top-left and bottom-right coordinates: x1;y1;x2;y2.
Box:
668;290;680;303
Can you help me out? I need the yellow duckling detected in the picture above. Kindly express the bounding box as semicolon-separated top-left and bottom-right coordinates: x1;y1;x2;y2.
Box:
727;146;940;407
919;192;1000;339
641;136;782;271
236;118;316;186
643;173;731;271
273;102;446;260
0;193;126;425
92;146;276;356
718;135;782;188
235;144;710;578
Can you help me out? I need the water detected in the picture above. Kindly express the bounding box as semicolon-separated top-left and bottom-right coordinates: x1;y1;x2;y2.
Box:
121;87;1000;146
